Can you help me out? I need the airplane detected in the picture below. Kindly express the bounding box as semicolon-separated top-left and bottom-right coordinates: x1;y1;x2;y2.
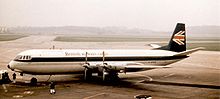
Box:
7;23;203;84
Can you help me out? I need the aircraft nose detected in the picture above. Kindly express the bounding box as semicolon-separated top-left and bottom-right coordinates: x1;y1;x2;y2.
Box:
7;64;14;71
7;61;15;71
7;64;10;69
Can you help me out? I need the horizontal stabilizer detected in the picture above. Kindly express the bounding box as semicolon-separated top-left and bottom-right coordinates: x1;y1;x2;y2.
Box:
149;44;161;49
174;47;205;56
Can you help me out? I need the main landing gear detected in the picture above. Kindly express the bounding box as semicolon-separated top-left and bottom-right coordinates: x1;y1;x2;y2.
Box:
30;77;37;86
84;66;119;81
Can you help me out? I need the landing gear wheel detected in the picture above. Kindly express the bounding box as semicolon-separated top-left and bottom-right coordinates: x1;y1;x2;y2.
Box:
108;72;119;81
103;72;119;82
30;77;37;86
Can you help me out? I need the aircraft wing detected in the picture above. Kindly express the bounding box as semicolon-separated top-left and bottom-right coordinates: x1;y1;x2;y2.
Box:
125;65;171;69
174;47;205;56
88;62;170;70
124;62;170;69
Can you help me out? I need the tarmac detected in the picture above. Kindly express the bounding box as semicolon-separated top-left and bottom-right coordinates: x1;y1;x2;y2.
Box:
0;35;219;99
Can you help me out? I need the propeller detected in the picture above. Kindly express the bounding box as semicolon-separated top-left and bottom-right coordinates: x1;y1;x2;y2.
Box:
83;52;90;80
102;51;108;81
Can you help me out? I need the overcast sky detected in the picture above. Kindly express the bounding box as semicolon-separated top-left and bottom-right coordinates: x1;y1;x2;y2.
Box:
0;0;219;31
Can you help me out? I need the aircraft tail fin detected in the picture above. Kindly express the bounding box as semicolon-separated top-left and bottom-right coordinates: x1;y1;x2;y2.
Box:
158;23;186;52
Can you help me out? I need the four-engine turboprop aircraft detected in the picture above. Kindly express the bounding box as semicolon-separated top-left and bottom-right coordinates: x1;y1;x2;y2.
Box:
7;23;203;84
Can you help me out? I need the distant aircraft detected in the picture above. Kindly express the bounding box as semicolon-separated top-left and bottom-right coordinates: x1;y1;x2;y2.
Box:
7;23;203;84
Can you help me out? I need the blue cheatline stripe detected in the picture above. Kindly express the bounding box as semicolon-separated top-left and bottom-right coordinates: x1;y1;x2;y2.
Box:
14;56;188;62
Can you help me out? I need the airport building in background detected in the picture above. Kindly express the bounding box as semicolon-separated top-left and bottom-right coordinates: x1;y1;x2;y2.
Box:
0;27;8;33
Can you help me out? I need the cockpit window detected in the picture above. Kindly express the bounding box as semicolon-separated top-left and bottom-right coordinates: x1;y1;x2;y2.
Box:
14;55;22;60
14;55;32;61
23;56;25;59
25;56;28;60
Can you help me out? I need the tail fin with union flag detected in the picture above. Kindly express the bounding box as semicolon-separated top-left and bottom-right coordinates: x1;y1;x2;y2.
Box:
158;23;186;52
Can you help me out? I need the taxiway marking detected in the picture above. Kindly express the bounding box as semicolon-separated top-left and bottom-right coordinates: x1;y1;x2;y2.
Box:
83;93;106;99
130;73;153;82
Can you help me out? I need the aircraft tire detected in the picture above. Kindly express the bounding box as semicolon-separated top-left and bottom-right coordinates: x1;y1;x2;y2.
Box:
105;72;119;82
30;77;37;86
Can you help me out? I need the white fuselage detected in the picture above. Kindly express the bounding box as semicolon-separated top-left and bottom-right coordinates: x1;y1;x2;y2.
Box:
8;49;186;74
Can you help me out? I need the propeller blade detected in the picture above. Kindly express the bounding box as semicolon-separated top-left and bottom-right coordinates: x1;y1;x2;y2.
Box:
102;51;105;64
84;68;88;80
102;68;106;81
85;52;88;64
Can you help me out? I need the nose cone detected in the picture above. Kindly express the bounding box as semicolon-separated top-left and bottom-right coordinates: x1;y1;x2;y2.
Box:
8;61;15;71
7;64;10;69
